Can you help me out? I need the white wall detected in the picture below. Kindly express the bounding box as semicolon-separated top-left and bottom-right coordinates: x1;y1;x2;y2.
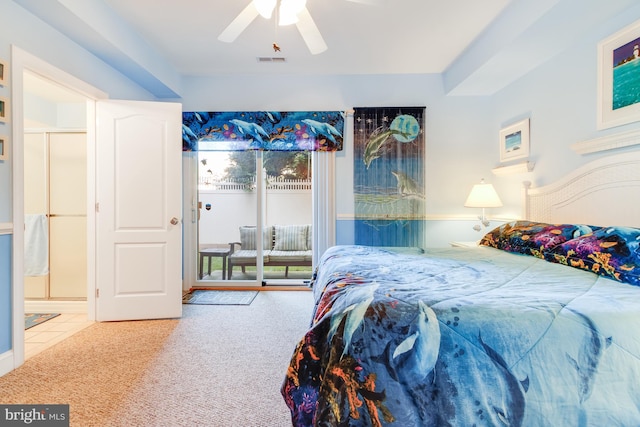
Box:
491;3;640;211
3;2;638;247
198;189;311;246
23;92;86;129
180;0;640;246
180;73;498;246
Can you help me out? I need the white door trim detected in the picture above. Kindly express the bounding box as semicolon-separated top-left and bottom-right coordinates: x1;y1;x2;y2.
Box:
10;45;106;371
182;152;198;291
312;151;336;265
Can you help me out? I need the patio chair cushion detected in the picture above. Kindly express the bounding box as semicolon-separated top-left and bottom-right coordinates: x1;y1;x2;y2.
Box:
268;250;309;263
229;249;269;263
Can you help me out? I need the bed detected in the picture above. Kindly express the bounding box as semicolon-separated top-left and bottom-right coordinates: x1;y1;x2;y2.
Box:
281;151;640;426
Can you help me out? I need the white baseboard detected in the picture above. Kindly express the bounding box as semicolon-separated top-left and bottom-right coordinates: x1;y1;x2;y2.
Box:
0;350;15;377
25;300;87;314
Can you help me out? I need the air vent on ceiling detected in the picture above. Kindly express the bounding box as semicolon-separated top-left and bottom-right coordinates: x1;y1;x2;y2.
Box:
257;57;287;63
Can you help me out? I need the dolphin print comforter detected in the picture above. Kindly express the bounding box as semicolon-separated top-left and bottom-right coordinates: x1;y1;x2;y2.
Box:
282;245;640;426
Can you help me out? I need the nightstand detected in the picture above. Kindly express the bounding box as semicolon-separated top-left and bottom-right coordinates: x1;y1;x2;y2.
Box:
449;241;479;248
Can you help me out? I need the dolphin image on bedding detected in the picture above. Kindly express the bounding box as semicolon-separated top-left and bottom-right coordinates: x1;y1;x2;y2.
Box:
565;307;612;404
392;301;441;379
479;333;529;426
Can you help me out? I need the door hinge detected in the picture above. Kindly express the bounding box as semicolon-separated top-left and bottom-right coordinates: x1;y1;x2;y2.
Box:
95;202;100;213
96;288;100;298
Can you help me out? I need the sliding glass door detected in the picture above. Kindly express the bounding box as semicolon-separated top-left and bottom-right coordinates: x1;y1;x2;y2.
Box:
262;151;313;285
182;110;343;289
195;150;314;286
197;150;258;284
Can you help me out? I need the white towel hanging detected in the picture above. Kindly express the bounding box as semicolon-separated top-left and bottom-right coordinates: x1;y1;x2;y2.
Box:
24;214;49;276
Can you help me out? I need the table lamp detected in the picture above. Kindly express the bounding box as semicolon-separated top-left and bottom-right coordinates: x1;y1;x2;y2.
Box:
464;179;502;231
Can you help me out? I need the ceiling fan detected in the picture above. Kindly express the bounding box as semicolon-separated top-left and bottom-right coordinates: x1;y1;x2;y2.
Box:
218;0;377;55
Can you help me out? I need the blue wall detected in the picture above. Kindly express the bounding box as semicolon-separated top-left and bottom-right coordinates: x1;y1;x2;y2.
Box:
0;234;11;353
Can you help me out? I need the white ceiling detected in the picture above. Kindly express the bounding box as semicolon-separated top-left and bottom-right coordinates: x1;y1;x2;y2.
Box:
102;0;512;76
18;0;637;100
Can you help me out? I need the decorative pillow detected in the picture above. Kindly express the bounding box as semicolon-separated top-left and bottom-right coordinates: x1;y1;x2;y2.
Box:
479;220;599;258
274;225;308;251
545;226;640;286
239;226;273;250
306;225;312;251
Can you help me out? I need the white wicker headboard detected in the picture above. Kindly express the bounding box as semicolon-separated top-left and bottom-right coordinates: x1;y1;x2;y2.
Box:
524;151;640;228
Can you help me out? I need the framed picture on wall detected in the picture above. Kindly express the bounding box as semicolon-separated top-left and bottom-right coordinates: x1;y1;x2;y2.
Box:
598;18;640;129
499;118;529;162
0;135;7;161
0;96;7;123
0;59;6;85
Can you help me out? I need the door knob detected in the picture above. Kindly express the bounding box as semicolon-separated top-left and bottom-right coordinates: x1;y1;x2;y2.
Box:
170;217;180;225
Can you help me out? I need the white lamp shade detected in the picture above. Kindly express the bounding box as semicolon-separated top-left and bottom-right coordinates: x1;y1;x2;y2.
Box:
464;182;503;208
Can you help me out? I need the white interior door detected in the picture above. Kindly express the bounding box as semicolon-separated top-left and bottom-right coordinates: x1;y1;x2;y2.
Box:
96;100;182;321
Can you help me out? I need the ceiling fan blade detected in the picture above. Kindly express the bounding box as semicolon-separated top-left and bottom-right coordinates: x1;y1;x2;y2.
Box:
295;8;328;55
346;0;382;5
218;2;260;43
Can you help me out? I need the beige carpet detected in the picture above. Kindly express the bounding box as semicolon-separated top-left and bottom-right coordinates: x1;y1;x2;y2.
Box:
0;291;314;427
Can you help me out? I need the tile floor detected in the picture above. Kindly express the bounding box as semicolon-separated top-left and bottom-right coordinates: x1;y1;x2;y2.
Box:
24;313;94;360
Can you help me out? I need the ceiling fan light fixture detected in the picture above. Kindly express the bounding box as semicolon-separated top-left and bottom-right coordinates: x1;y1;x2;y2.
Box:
221;0;328;54
278;0;307;26
253;0;277;19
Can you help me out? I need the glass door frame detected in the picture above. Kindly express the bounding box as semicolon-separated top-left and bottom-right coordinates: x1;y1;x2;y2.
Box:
183;151;336;290
183;151;263;288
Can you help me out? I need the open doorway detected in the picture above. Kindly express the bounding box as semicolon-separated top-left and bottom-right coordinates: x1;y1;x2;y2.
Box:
21;72;93;359
11;47;183;373
11;46;105;366
23;72;89;309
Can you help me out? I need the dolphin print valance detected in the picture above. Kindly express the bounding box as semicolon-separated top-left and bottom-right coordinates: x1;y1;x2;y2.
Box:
182;111;344;151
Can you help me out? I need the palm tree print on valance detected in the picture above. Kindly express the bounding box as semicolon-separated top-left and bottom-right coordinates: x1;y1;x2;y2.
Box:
183;111;345;151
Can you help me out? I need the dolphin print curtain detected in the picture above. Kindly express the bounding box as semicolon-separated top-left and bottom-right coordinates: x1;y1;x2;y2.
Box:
182;111;344;151
353;107;426;247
